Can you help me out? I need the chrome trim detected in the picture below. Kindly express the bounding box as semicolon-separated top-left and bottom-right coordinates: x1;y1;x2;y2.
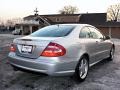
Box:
55;70;75;74
89;59;106;67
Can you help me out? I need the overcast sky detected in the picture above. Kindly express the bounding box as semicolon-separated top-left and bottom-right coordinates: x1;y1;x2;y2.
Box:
0;0;120;21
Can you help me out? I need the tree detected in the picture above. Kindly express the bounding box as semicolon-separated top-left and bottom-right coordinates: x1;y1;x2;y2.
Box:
59;5;79;14
107;3;120;22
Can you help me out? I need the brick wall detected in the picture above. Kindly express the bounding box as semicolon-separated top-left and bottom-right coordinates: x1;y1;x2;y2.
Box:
98;27;120;39
98;27;109;36
111;27;120;38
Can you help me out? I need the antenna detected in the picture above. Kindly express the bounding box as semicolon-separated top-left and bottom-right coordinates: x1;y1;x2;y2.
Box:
34;8;39;15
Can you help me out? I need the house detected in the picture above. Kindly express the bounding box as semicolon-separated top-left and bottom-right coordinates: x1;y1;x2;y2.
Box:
96;22;120;38
16;13;120;38
15;20;40;35
15;14;81;35
77;13;120;38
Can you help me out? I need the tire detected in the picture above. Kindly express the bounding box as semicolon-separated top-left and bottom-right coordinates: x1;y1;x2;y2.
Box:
11;65;19;71
108;46;115;61
74;55;89;82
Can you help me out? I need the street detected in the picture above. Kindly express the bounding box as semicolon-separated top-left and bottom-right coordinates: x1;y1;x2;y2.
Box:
0;34;120;90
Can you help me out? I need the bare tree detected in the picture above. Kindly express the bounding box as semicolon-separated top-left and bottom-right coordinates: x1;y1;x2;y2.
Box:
59;5;79;14
107;3;120;22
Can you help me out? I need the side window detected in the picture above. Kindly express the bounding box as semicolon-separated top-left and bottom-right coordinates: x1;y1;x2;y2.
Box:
79;27;91;38
88;27;103;39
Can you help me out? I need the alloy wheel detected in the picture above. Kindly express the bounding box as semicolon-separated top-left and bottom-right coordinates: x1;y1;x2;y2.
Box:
78;57;88;79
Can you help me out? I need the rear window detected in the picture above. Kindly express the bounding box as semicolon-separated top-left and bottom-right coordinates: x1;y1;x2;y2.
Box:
30;25;75;37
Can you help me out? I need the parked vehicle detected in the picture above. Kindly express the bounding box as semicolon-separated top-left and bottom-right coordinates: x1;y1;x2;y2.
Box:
8;24;115;82
12;29;22;35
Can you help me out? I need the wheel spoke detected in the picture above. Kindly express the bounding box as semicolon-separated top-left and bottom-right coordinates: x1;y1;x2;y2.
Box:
79;59;84;77
79;58;88;79
111;48;114;59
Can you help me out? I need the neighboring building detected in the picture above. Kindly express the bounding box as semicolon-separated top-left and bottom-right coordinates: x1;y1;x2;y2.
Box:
17;13;120;38
76;13;120;38
15;20;40;35
0;25;7;31
24;14;81;24
96;22;120;38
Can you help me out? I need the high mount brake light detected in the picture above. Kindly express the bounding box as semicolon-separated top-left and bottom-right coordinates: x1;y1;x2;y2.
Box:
41;42;66;57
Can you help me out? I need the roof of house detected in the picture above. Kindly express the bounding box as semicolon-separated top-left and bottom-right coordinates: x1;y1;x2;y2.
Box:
24;14;80;20
24;13;106;22
79;13;106;23
23;13;120;27
94;22;120;27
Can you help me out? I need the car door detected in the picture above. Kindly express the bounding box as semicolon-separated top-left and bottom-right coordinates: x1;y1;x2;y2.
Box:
88;26;109;62
79;27;99;64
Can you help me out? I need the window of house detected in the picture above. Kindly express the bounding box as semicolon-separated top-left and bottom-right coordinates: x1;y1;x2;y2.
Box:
56;18;61;22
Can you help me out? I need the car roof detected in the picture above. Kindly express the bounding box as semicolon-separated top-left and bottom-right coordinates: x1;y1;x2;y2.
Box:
54;24;93;27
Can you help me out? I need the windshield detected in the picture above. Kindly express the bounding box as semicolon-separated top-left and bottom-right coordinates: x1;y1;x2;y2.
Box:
30;25;75;37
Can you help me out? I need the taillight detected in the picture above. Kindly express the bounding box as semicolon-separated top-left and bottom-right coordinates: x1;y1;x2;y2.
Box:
10;44;16;52
41;42;66;57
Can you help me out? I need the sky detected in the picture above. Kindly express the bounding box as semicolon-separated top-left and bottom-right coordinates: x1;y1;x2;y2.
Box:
0;0;120;21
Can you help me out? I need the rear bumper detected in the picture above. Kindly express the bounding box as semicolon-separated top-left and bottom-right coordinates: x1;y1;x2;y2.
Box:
8;52;77;76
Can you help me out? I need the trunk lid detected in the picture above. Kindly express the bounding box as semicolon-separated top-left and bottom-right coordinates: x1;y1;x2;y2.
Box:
14;36;61;59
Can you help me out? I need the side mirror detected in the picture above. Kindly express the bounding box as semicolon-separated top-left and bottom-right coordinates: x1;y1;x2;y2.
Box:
105;36;110;40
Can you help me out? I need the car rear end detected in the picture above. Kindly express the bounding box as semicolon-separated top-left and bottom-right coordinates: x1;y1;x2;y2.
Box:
8;24;79;76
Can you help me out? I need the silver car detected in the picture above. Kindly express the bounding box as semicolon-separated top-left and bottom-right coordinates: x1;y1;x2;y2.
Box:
8;24;115;82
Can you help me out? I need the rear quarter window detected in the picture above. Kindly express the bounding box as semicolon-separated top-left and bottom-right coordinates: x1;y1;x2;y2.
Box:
30;25;75;37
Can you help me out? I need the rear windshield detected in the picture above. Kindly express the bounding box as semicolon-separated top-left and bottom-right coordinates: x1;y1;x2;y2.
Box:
30;25;75;37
